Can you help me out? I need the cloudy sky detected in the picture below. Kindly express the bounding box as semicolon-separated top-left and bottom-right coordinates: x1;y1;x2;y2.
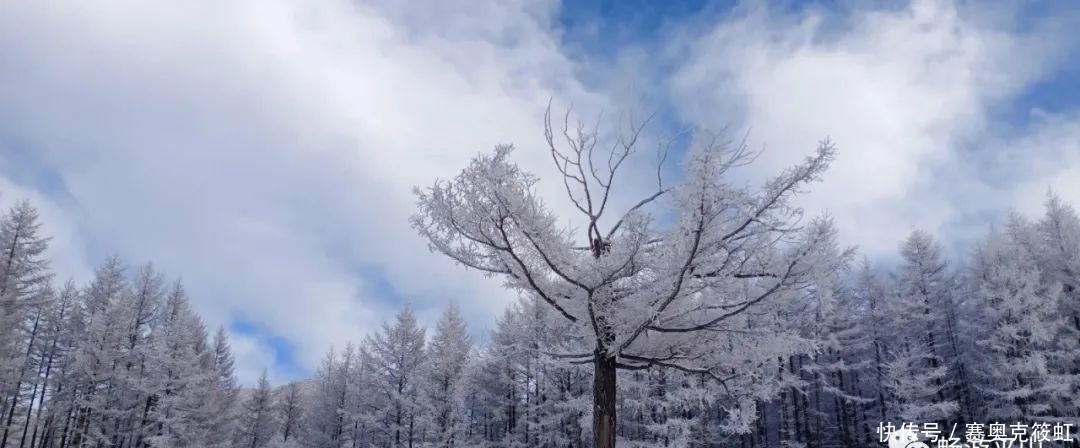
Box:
1;0;1078;385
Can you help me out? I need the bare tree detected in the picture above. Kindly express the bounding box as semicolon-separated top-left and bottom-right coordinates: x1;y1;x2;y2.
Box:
412;105;837;447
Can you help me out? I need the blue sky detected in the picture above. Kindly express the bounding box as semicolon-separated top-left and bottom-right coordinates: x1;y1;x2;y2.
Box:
1;0;1078;385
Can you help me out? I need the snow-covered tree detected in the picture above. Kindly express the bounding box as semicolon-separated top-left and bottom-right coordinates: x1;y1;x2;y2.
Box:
368;306;426;448
144;281;215;448
778;217;859;446
66;256;130;446
0;200;52;339
1;282;53;447
0;200;53;439
236;370;277;448
213;326;240;405
845;259;893;441
412;109;837;446
112;263;167;446
881;231;960;423
423;303;472;447
208;326;241;442
275;381;304;444
465;306;522;447
304;342;376;448
966;215;1073;422
302;347;345;448
1035;192;1080;419
22;279;79;448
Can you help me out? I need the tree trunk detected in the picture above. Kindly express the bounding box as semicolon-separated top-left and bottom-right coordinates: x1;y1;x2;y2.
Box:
593;353;617;448
3;308;43;447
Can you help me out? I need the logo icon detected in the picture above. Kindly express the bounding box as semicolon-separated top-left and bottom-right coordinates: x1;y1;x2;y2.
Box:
887;427;929;448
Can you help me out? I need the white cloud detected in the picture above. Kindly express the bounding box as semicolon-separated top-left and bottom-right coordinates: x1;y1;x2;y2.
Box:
230;330;286;387
994;111;1080;216
670;0;1078;255
0;0;621;384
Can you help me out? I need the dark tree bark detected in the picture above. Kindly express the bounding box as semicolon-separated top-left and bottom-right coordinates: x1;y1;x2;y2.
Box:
593;353;617;448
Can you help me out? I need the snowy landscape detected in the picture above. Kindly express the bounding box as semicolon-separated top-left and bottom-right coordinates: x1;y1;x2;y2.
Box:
2;1;1079;447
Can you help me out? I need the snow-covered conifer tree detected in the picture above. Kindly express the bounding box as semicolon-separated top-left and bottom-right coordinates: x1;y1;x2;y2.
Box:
114;263;166;446
22;279;78;448
1035;193;1080;419
368;306;426;448
302;348;343;448
423;303;472;447
67;256;129;446
145;281;216;448
882;231;960;423
0;200;53;437
236;370;277;448
276;381;304;444
966;215;1072;422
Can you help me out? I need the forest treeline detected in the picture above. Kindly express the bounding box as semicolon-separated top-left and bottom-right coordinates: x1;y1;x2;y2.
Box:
0;192;1077;447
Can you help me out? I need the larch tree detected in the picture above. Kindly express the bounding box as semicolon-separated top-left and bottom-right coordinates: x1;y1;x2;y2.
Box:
1037;193;1080;322
303;347;348;448
412;108;837;447
878;231;959;423
368;306;426;448
24;279;78;448
2;282;53;447
424;302;472;447
0;199;53;428
344;343;376;447
843;259;892;442
1036;192;1080;418
146;280;214;448
468;295;589;447
237;370;277;448
36;279;85;448
116;263;167;446
467;304;525;446
207;326;240;444
966;215;1065;422
213;326;239;407
0;200;52;330
781;217;857;446
275;381;304;444
68;256;129;447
